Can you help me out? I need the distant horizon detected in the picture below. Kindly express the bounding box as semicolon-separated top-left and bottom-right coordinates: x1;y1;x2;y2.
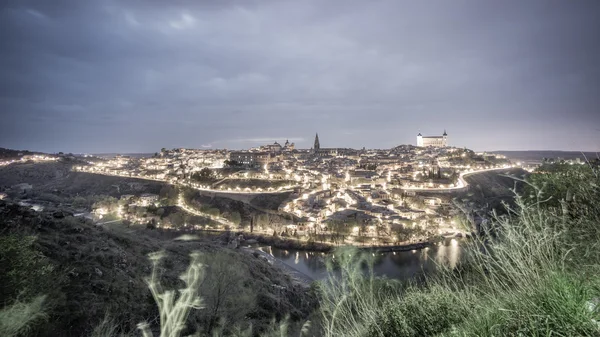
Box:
5;146;599;156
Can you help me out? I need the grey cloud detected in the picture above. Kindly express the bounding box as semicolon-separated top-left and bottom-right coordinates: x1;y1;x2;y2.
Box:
1;0;599;152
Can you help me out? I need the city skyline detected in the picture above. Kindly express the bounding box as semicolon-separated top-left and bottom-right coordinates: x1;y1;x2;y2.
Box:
1;1;600;153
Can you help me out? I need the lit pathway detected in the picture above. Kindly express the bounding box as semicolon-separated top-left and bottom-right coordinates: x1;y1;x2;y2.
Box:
176;193;234;227
401;165;516;192
73;167;296;195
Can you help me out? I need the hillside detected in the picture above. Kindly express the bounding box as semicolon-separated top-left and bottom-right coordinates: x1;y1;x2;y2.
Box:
0;147;45;160
462;168;528;202
0;201;316;336
492;150;599;164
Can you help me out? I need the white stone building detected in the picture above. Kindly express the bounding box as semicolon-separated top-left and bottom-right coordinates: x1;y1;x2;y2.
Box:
417;130;448;147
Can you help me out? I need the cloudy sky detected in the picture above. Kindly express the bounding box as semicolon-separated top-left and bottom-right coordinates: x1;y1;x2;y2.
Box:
1;0;599;153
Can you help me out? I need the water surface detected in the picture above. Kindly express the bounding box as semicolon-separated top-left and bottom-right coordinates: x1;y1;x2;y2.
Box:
260;238;463;282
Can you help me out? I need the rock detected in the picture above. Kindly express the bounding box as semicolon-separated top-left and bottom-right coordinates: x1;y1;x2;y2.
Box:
245;239;258;245
94;268;103;277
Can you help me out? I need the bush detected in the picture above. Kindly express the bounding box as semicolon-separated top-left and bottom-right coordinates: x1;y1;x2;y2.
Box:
0;296;47;337
368;284;467;337
0;235;55;302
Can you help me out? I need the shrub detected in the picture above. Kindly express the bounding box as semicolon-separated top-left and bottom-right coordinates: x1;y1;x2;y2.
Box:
368;284;467;337
137;251;205;337
0;235;55;302
0;295;47;337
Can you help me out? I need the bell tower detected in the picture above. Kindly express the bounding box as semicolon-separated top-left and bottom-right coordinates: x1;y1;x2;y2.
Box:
314;133;320;151
442;130;448;147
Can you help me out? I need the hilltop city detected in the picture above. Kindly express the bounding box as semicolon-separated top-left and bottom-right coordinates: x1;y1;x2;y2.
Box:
26;130;536;247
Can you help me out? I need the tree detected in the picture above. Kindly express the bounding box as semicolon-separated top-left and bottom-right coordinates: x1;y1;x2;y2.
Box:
193;252;256;334
227;211;242;226
72;196;88;209
159;185;178;204
191;168;216;183
328;220;350;244
205;208;220;217
223;160;243;168
92;196;119;213
256;214;270;229
168;212;185;228
450;170;459;186
393;225;413;243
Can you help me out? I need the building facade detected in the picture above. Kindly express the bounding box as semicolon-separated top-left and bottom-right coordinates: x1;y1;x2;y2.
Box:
229;151;272;166
283;139;295;151
312;133;355;157
417;130;448;147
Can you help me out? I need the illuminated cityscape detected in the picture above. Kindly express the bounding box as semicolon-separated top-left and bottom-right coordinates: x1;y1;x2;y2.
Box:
66;132;527;246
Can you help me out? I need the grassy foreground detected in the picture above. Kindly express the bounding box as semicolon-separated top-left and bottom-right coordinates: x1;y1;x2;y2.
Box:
318;162;600;336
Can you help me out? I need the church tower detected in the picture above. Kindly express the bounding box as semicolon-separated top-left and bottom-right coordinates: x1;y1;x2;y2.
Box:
442;130;448;147
314;133;320;151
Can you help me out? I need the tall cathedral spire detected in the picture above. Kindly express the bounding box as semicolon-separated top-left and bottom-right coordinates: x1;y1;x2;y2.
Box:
314;133;320;151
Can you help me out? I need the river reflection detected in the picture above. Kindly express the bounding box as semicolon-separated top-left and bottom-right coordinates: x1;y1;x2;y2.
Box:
260;239;463;282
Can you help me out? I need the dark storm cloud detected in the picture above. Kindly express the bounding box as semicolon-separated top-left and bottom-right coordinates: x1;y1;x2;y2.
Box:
1;0;599;153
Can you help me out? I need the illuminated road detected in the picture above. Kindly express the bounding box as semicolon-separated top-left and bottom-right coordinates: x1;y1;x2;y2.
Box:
177;193;234;227
401;165;515;192
73;167;296;195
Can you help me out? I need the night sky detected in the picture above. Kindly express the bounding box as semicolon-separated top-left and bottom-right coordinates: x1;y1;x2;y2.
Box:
1;0;599;153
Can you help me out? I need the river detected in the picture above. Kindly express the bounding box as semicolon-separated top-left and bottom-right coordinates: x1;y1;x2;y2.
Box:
258;238;463;282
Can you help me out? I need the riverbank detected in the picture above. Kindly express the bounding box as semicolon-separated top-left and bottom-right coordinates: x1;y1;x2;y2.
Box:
128;226;449;254
242;247;315;286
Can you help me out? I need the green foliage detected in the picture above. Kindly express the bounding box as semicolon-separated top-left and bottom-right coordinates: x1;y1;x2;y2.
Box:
167;212;186;228
524;162;596;208
367;284;468;337
159;185;178;204
227;211;242;226
93;195;120;213
449;273;600;337
72;195;89;208
191;168;216;183
326;220;350;244
223;160;243;168
392;225;414;242
0;295;47;337
0;235;55;301
205;207;221;217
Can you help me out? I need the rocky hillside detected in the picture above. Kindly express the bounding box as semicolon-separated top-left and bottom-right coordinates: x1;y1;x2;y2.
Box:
0;201;316;337
462;168;528;203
